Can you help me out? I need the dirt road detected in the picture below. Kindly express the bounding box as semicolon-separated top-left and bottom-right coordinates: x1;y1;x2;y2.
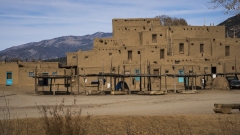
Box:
0;85;240;119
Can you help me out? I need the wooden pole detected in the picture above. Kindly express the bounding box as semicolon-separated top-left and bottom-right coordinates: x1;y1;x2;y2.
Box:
165;74;167;93
144;61;146;88
50;78;52;92
53;78;55;95
192;66;194;90
159;66;161;91
195;75;197;90
110;57;112;90
77;67;80;94
34;67;37;93
114;76;116;91
140;52;142;91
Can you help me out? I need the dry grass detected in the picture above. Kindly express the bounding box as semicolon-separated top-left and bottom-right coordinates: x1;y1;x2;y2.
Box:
0;93;240;135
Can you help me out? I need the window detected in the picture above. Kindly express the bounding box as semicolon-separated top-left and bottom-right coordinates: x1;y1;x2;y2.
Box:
29;72;34;77
72;55;76;58
52;72;57;75
153;69;159;80
200;44;204;53
179;43;184;53
152;34;157;43
232;66;235;70
85;56;88;59
109;52;112;56
160;49;164;59
225;46;230;56
128;50;132;60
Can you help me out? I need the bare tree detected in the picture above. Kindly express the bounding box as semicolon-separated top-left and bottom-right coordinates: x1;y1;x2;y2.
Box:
155;15;188;26
208;0;240;14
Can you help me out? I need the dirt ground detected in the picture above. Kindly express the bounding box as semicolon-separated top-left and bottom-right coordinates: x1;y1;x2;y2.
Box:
0;85;240;119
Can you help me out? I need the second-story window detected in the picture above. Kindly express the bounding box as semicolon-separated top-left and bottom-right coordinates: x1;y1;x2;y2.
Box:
225;46;230;56
179;43;184;53
200;44;204;53
128;50;132;61
152;34;157;43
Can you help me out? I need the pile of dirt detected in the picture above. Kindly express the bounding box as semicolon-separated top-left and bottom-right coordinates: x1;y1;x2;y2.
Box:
212;77;229;90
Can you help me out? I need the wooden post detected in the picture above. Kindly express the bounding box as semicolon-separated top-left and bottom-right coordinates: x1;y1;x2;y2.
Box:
192;66;194;90
144;61;146;88
53;78;55;95
195;75;197;90
50;78;52;92
114;76;116;91
129;66;131;95
71;69;73;94
139;51;142;91
165;74;167;93
159;66;161;91
34;67;38;93
123;65;125;91
77;67;80;94
188;70;190;90
110;57;112;90
117;66;120;83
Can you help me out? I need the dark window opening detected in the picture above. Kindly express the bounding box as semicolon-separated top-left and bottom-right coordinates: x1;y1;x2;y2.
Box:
160;49;164;59
200;44;204;53
152;34;157;43
128;50;132;61
225;46;230;56
7;73;12;79
165;70;169;73
109;52;112;56
211;67;216;74
29;72;34;77
153;69;159;80
232;66;235;70
85;56;88;59
179;43;184;53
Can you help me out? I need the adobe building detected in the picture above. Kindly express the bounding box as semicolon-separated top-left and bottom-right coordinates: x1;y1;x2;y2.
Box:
67;18;240;91
1;18;240;92
0;61;67;88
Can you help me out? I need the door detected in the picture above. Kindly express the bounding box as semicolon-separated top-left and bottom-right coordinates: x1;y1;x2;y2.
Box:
135;69;140;81
178;70;184;83
6;72;13;86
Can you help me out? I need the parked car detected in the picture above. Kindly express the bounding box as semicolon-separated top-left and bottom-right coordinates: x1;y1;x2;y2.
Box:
229;80;240;89
226;76;239;87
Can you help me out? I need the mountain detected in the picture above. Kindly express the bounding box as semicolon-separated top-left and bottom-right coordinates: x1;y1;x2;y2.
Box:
0;32;112;61
218;14;240;38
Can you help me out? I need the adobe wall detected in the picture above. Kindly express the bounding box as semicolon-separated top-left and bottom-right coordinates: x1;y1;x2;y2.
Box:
0;62;19;85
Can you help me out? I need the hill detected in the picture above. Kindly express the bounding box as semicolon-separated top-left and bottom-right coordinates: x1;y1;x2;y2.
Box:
0;32;112;61
218;14;240;38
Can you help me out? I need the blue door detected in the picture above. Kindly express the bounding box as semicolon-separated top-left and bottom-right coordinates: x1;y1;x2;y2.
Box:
178;70;184;83
6;72;13;86
135;69;140;81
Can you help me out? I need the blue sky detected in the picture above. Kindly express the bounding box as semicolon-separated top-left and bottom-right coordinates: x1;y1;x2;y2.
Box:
0;0;232;51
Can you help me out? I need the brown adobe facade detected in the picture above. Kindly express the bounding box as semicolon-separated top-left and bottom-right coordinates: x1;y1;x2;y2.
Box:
0;61;67;87
1;18;240;91
67;18;240;90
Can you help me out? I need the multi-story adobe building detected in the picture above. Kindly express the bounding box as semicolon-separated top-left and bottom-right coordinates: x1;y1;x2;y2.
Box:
67;18;240;91
1;18;240;91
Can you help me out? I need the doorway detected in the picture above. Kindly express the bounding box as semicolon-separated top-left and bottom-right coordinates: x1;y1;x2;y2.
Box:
6;72;13;86
178;70;184;82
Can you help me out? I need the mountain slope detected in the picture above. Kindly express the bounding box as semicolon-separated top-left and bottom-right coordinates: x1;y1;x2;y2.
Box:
218;14;240;38
0;32;112;61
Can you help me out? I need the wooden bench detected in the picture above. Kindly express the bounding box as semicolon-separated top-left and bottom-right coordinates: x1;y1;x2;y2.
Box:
213;103;240;114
